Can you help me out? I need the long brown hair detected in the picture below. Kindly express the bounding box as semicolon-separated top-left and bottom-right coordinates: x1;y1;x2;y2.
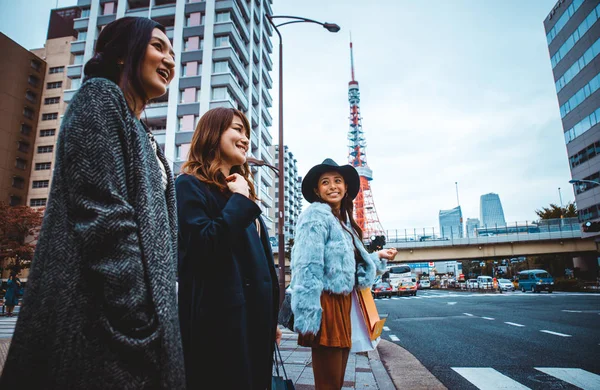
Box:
181;107;257;200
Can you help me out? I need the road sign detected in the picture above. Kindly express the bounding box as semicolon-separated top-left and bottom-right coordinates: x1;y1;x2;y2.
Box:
428;262;435;268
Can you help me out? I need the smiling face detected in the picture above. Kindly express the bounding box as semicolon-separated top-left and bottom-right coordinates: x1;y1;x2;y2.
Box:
315;171;347;209
139;28;175;101
219;115;249;172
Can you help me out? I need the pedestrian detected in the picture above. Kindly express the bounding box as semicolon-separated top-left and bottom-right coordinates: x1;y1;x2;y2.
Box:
3;273;21;317
0;17;185;389
176;107;281;389
290;158;397;390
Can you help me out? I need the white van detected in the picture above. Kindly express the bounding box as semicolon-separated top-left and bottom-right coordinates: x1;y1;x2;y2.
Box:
477;276;493;289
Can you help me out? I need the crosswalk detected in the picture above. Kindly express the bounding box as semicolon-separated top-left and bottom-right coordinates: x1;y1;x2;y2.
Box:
451;367;600;390
373;291;596;300
0;316;17;339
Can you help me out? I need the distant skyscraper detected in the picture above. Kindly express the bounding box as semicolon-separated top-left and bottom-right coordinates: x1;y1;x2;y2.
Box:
480;193;506;227
439;206;463;239
466;218;480;238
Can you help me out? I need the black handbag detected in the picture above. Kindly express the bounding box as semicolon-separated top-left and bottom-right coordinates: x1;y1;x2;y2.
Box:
272;343;295;390
277;292;294;331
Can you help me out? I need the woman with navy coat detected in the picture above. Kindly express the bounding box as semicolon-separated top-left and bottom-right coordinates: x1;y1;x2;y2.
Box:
176;107;281;390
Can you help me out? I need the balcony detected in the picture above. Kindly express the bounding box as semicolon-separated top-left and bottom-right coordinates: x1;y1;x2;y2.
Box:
73;17;89;30
234;0;250;23
261;66;272;88
150;3;176;18
166;26;174;40
261;127;273;146
70;41;86;54
212;46;248;86
144;102;169;119
252;84;259;105
262;87;272;107
262;34;273;53
67;64;83;79
262;46;272;71
213;22;249;66
261;145;273;165
261;105;272;126
214;0;249;43
210;73;249;111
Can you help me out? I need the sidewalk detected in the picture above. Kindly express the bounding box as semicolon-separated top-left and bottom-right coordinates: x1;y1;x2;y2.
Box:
277;327;395;389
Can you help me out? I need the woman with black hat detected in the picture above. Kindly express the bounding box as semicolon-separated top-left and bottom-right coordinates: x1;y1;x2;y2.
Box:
290;158;397;389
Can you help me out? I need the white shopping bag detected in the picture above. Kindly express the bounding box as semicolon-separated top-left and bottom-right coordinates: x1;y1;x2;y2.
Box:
350;289;380;353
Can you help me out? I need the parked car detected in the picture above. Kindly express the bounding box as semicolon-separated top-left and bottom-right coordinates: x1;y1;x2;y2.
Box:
396;280;417;296
517;269;554;293
497;278;515;291
466;279;478;289
371;282;394;299
477;276;494;289
419;279;431;289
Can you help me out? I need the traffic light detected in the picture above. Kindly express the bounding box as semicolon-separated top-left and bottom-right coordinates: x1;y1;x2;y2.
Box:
582;221;600;232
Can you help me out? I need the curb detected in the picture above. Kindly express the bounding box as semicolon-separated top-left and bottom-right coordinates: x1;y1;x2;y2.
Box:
377;339;447;390
367;344;396;390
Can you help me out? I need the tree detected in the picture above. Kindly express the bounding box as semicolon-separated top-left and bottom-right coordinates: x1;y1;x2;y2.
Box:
0;202;44;273
535;202;577;220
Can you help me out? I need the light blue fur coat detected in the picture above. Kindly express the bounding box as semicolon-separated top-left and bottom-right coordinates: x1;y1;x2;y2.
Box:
290;202;387;335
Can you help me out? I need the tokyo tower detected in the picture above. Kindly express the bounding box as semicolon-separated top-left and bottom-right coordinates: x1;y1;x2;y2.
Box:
347;39;385;240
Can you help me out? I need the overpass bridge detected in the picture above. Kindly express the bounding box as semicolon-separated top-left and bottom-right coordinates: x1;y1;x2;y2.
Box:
383;220;597;262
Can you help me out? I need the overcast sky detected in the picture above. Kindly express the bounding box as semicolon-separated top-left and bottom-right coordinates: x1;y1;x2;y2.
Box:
0;0;574;232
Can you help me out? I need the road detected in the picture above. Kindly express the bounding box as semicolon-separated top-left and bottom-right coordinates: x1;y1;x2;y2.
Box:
375;289;600;389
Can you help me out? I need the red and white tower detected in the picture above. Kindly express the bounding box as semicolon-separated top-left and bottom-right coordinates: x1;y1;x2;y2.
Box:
347;39;385;240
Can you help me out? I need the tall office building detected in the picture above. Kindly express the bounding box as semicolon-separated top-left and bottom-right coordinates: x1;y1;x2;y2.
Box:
269;145;303;243
465;217;480;238
439;206;463;239
0;33;46;206
27;7;80;209
60;0;275;231
544;0;600;230
480;193;506;227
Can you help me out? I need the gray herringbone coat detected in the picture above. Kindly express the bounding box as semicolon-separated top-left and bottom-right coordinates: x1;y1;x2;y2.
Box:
0;78;186;389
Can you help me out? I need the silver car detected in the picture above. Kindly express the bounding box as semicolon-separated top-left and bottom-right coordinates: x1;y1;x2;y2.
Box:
498;278;515;291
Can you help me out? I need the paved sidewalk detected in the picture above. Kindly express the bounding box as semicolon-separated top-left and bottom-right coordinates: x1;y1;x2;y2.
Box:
277;327;395;389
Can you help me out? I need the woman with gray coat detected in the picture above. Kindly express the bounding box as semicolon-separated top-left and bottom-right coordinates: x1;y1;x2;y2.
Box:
0;18;185;389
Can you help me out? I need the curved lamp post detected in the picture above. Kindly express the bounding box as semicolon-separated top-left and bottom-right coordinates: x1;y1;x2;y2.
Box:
266;15;340;305
569;179;600;187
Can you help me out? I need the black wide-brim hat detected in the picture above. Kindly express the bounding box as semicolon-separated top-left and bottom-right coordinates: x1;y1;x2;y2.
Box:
302;158;360;203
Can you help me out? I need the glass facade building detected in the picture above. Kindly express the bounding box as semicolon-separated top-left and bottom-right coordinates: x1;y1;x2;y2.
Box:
465;218;480;238
545;0;600;227
479;193;506;227
439;206;463;239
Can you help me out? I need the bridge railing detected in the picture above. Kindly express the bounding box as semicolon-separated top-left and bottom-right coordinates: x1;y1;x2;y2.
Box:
384;218;582;248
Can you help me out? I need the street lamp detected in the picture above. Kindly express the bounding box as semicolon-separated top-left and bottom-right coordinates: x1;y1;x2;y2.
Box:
266;14;340;305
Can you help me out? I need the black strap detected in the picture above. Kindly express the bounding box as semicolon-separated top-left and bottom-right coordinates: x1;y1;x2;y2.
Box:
273;343;289;380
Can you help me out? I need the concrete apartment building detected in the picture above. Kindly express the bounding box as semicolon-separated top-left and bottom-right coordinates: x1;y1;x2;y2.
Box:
544;0;600;230
58;0;276;232
269;145;303;244
0;33;46;207
27;7;80;209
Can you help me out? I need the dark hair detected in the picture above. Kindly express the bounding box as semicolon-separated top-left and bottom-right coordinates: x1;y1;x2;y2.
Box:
83;17;165;113
181;107;257;200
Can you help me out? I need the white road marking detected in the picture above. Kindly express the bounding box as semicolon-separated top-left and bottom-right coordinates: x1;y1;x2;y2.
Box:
540;330;572;337
535;368;600;390
389;335;400;342
562;310;583;313
451;367;531;389
481;317;495;320
463;313;474;317
383;326;390;331
504;322;525;327
447;302;457;305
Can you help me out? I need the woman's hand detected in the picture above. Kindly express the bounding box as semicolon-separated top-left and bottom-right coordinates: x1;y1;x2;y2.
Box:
377;248;397;260
225;173;250;198
275;327;282;346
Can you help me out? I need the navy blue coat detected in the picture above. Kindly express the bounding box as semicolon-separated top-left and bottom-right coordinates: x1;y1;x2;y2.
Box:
176;174;279;390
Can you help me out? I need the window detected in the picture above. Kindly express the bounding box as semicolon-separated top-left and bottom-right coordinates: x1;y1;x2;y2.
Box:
25;90;37;102
80;8;90;17
30;59;42;71
73;54;84;65
30;198;47;207
215;36;230;48
28;75;39;87
17;141;30;153
44;97;60;105
38;145;54;154
184;37;203;51
9;196;22;206
212;87;227;100
21;124;32;136
35;162;51;171
70;78;82;89
32;180;50;189
176;143;191;161
49;66;64;74
40;129;56;137
47;81;62;89
42;113;58;121
216;12;230;23
23;107;34;120
15;158;27;170
12;176;25;189
186;12;204;26
213;61;229;73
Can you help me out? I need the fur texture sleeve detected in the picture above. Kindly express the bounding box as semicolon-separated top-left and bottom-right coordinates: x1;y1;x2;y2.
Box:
290;218;328;335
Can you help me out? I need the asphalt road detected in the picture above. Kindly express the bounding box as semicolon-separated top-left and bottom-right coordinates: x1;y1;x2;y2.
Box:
375;289;600;389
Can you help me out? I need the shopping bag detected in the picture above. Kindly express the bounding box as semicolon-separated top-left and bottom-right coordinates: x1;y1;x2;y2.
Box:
272;343;295;390
357;287;386;340
350;289;379;353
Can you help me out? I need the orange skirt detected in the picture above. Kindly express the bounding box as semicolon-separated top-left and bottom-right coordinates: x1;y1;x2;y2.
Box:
298;292;352;348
